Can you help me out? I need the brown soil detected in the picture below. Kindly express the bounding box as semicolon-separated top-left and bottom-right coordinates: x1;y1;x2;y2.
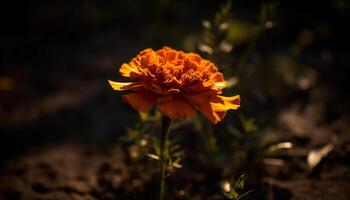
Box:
1;142;349;200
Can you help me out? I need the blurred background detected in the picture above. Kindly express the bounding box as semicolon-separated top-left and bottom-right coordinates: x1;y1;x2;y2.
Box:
0;0;349;199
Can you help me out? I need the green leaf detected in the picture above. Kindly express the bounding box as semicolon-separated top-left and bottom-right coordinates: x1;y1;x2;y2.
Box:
230;189;239;199
146;153;159;160
236;175;245;190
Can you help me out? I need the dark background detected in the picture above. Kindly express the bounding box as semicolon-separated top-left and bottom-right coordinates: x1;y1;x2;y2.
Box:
0;0;349;156
1;0;349;157
0;1;349;199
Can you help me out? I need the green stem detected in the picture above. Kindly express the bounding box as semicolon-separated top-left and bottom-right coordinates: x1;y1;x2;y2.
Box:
159;116;172;200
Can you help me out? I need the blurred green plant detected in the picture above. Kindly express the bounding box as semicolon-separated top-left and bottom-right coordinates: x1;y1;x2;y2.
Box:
122;111;186;200
123;110;190;171
195;0;280;172
147;134;184;174
222;114;294;176
120;111;160;161
199;1;278;77
199;0;234;70
223;175;254;200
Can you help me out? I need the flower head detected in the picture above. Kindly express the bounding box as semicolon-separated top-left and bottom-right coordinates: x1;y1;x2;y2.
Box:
108;47;240;123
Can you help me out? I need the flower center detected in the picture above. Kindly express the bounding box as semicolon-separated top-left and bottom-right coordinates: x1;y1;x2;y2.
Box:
139;58;214;95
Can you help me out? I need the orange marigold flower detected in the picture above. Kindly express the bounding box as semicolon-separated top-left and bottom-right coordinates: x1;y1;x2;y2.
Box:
108;47;240;124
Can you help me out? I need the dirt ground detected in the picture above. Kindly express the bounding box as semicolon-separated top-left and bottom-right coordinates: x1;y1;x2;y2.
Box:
0;139;349;200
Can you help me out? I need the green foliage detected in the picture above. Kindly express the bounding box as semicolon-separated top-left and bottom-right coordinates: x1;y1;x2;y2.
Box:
148;131;184;175
120;111;161;163
199;0;233;66
223;175;254;200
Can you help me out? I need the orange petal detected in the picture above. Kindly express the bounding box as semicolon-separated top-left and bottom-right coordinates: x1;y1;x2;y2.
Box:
212;81;227;90
187;53;202;63
204;72;225;88
108;80;141;91
159;96;195;120
216;95;240;110
123;92;157;112
185;92;240;124
119;63;140;78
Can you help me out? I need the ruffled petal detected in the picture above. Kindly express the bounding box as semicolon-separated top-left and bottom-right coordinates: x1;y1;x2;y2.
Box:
122;92;157;112
185;92;240;124
204;72;225;88
212;80;227;89
108;80;141;91
187;53;202;63
119;63;140;78
159;96;195;120
216;95;240;110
